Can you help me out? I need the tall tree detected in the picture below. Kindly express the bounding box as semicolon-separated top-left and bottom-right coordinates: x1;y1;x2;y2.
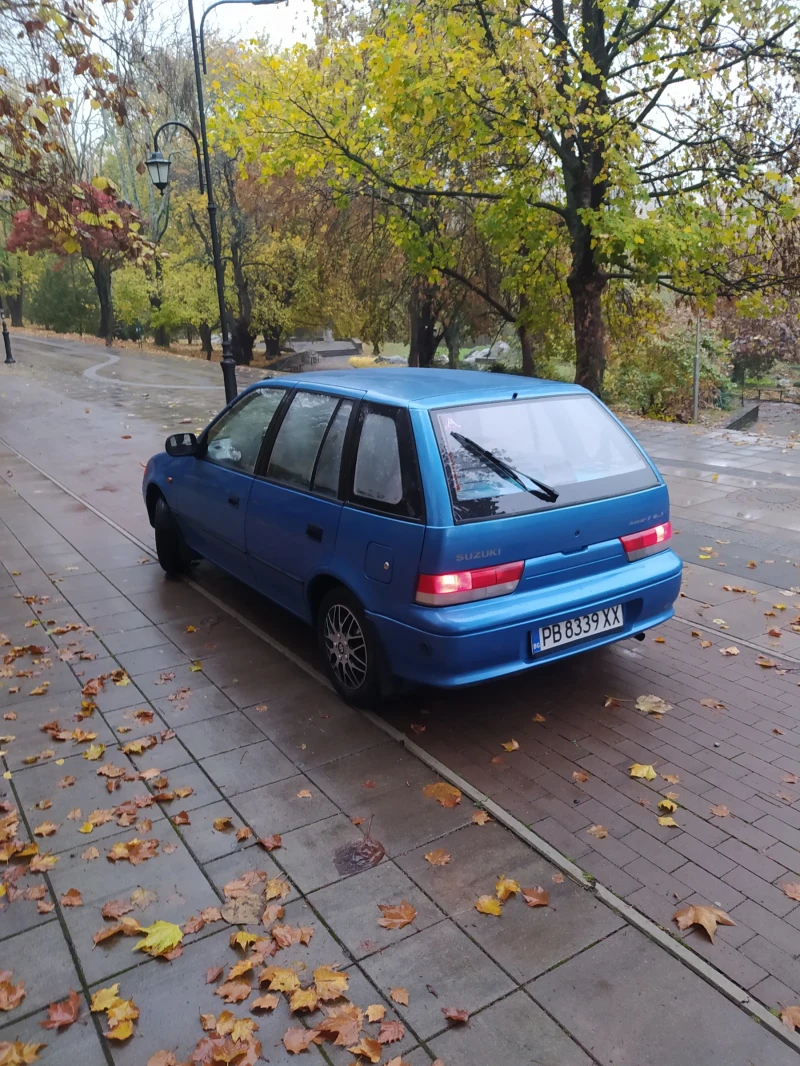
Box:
223;0;800;392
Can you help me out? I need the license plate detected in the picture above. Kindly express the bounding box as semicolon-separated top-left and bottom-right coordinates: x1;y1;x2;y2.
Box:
533;605;624;653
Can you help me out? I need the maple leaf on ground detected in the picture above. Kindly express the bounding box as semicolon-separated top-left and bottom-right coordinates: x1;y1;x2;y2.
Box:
60;888;83;907
315;1003;363;1046
587;825;608;839
782;883;800;902
33;821;58;837
475;895;502;917
635;694;672;715
206;966;223;985
130;887;157;910
314;967;349;1001
442;1006;470;1024
0;1039;47;1063
102;899;133;919
288;988;319;1013
710;804;730;817
657;816;678;827
658;799;677;813
133;920;183;958
390;988;409;1006
552;872;565;884
629;764;657;781
661;773;680;784
147;1054;177;1066
422;781;461;808
0;973;26;1011
501;739;519;752
259;966;301;993
347;1036;382;1062
377;901;417;930
673;904;735;942
90;985;121;1012
377;1019;405;1044
424;848;451;866
262;903;285;926
495;875;520;901
251;993;279;1012
572;770;589;783
521;886;549;907
215;980;252;1004
471;811;491;826
780;1006;800;1032
212;816;233;832
39;990;81;1030
700;698;726;710
258;834;282;851
283;1028;320;1054
365;1004;385;1023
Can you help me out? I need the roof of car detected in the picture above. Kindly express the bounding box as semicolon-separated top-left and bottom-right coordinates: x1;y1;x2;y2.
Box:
252;368;584;408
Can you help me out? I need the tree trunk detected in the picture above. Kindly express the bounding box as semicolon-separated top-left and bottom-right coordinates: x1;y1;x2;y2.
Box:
91;260;114;346
569;269;607;395
443;319;461;368
231;317;254;365
264;329;281;359
409;281;441;368
518;323;536;377
6;291;23;327
199;322;213;359
186;326;195;346
153;323;169;347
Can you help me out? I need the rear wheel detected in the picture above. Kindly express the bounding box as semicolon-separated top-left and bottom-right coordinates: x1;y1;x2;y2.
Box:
317;588;382;707
154;496;190;576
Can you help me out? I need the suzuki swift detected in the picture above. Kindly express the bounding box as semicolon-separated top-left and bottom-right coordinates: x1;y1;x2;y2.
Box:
142;369;681;705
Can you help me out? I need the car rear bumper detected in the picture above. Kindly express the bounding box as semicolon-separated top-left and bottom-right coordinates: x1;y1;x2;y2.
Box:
367;549;683;687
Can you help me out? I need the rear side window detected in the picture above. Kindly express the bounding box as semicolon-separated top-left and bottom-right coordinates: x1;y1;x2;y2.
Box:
313;400;353;497
349;403;424;519
432;394;658;522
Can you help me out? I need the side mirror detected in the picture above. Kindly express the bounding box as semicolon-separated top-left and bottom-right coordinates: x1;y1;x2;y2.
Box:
165;432;198;457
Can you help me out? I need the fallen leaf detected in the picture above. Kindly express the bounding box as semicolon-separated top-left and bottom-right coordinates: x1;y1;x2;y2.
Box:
236;827;253;842
781;883;800;902
0;973;26;1011
288;987;319;1013
471;811;491;826
215;980;252;1004
532;713;546;723
658;799;677;812
283;1027;320;1054
657;815;678;827
258;835;281;851
81;846;99;861
629;764;657;781
389;988;409;1006
475;895;503;916
172;810;190;825
422;781;462;808
365;1004;385;1023
552;872;565;884
700;698;726;710
780;1005;800;1032
212;817;233;832
347;1037;382;1062
495;875;520;901
130;887;157;910
206;967;224;984
783;774;799;785
442;1006;470;1024
673;904;735;942
636;694;672;715
719;646;739;656
313;966;348;1001
424;849;451;866
572;770;589;783
661;773;680;784
33;821;58;837
133;920;183;958
60;888;83;907
710;804;730;817
376;900;418;932
587;825;608;839
147;1054;177;1066
90;985;121;1013
521;886;549;907
39;989;81;1030
700;640;712;648
251;993;279;1011
501;739;519;752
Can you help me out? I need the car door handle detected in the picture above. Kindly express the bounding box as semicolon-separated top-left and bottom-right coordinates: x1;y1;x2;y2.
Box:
227;494;239;509
306;523;323;542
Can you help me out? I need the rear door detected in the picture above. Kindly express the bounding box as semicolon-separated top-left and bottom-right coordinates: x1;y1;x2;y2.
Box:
245;389;359;617
336;402;426;615
420;391;668;588
176;386;288;580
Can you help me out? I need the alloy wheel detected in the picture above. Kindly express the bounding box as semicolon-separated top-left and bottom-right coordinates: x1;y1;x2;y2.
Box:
323;603;368;691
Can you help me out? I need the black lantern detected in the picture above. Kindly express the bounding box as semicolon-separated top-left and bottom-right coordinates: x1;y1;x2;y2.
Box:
145;151;172;193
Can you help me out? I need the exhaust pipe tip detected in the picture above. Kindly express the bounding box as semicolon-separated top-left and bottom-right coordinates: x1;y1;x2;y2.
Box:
633;632;646;642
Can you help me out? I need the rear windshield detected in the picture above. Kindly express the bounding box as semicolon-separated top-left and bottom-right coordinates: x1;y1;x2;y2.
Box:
431;394;658;522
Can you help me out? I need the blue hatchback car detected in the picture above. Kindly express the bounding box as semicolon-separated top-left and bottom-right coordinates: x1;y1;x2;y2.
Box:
143;369;682;705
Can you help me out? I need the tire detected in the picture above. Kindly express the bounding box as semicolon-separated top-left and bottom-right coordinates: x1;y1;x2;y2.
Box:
154;496;190;576
317;587;383;707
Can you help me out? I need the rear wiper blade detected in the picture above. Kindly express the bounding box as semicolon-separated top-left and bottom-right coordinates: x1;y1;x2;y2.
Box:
451;432;559;503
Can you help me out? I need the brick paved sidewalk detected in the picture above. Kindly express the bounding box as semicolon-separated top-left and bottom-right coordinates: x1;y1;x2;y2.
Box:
1;445;798;1064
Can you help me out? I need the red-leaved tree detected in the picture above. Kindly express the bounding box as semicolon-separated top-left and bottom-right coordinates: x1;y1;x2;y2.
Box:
6;180;152;343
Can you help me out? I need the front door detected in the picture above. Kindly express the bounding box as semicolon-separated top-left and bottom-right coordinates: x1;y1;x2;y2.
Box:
245;390;357;617
176;385;288;580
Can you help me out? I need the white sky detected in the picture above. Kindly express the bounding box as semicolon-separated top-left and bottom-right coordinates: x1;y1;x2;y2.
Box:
184;0;315;50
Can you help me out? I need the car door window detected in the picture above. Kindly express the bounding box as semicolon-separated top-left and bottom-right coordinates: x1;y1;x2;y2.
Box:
205;388;287;474
266;391;341;490
312;400;353;498
350;403;424;519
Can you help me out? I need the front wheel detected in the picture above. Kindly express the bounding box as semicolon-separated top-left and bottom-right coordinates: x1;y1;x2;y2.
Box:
317;588;383;707
154;496;190;576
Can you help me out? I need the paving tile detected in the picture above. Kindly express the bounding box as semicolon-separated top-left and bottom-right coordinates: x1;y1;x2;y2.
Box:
620;829;688;873
727;899;800;956
723;865;797;917
152;683;237;726
276;814;384;894
0;863;58;939
428;989;592;1066
622;857;693;902
102;624;182;655
0;995;106;1066
305;741;431;809
233;774;338;837
199;739;296;796
359;784;473;856
0;921;83;1017
740;934;800;996
672;862;746;911
172;710;268;760
308;860;446;960
113;641;190;676
360;921;515;1041
171;798;251;864
530;925;799;1066
202;845;294;900
669;834;738;878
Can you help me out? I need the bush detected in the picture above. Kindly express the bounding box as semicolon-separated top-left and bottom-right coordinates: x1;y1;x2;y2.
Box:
606;326;730;420
29;258;99;334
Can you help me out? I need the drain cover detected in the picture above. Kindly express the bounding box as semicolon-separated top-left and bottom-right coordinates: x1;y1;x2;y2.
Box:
728;487;800;512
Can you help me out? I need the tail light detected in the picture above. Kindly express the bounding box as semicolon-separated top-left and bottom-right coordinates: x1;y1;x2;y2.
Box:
620;521;672;561
416;560;524;606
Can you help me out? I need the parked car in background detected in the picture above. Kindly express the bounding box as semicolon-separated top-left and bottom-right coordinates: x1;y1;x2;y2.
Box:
143;369;682;705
